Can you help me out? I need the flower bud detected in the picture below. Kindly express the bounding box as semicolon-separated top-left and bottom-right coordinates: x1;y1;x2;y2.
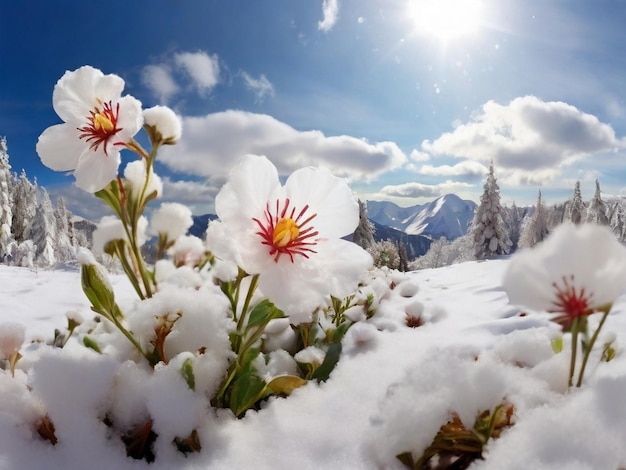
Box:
143;106;182;145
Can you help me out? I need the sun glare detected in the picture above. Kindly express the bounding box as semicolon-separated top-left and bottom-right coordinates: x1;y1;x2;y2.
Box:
409;0;484;41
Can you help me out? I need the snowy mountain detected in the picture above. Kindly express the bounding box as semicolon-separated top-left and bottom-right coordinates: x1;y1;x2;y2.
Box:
367;194;477;240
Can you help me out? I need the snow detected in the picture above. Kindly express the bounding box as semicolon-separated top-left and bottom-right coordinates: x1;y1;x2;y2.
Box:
2;259;626;469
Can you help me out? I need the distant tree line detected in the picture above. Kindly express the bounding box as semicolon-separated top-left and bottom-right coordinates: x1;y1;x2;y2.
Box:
353;158;624;272
0;137;80;267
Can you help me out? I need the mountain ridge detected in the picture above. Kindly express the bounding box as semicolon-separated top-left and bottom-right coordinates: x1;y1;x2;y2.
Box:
367;194;476;240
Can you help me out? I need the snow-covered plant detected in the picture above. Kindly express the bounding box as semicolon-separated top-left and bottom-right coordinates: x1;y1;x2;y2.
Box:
368;239;400;269
504;223;626;387
32;65;375;459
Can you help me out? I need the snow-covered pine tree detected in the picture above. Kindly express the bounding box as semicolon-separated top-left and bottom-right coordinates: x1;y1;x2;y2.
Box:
504;202;525;252
470;162;511;260
585;179;609;225
367;239;400;269
31;188;58;266
0;137;14;261
11;170;38;243
519;190;550;248
566;180;584;224
353;199;375;250
54;197;75;263
609;201;625;241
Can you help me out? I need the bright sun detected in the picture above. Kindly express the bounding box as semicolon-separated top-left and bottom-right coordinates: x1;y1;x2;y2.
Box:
408;0;484;41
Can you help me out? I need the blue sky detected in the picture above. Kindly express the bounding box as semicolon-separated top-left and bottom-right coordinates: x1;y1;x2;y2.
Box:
2;0;626;218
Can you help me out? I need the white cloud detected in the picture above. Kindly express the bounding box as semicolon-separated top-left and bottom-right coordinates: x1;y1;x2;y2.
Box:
241;72;275;102
161;177;221;214
410;149;430;162
419;161;487;177
379;181;473;198
318;0;339;32
422;96;622;179
173;51;220;94
158;110;407;182
141;64;179;104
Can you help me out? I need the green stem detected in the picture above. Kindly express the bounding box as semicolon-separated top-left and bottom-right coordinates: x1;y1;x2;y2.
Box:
568;317;580;388
115;244;145;300
576;308;611;387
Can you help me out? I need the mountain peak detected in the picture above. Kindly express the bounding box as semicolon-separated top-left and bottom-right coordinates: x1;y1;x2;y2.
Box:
367;194;476;240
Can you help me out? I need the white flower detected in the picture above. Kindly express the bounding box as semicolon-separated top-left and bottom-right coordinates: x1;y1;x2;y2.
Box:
150;202;193;240
143;105;182;144
36;66;143;192
92;215;148;255
503;223;626;328
214;155;372;323
167;235;205;267
124;159;163;199
0;323;26;359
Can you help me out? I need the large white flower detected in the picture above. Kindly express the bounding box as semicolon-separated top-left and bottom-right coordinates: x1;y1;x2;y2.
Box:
214;155;372;323
36;66;143;192
503;223;626;328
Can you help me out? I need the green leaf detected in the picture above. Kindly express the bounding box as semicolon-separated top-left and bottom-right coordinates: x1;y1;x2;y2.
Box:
181;358;195;391
331;322;352;343
246;299;285;330
311;342;342;383
83;336;102;354
266;375;307;396
229;371;267;417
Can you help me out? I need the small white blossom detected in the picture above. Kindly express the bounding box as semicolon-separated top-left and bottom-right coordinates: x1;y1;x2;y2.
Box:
92;215;148;255
0;323;26;360
143;105;182;144
124;159;163;199
150;203;193;240
294;346;326;366
168;235;205;267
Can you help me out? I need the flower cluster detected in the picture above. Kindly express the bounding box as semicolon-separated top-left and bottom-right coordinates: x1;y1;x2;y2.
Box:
14;65;376;460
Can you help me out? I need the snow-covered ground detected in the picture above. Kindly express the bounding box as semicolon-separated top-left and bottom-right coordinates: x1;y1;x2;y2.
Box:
2;259;626;469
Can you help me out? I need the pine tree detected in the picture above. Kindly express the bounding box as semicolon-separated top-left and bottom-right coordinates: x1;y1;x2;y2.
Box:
608;201;626;241
11;170;38;243
353;199;375;250
54;197;75;263
585;179;609;225
504;202;525;252
470;162;512;260
566;180;584;224
0;137;14;260
519;191;550;248
31;188;58;266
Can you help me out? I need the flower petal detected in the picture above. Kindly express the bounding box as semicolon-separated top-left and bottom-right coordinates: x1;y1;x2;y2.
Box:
284;166;359;238
216;155;280;224
36;124;82;171
73;148;121;192
53;66;124;123
114;95;144;142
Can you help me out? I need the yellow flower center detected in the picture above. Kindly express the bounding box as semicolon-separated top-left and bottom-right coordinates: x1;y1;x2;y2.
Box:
273;217;299;248
93;112;115;133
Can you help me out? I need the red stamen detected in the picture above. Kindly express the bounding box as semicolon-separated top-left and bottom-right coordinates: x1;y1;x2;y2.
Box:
252;199;319;263
550;274;593;328
77;100;123;155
